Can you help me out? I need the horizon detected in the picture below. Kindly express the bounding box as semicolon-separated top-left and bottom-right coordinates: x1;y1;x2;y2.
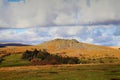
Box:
0;0;120;46
0;38;119;47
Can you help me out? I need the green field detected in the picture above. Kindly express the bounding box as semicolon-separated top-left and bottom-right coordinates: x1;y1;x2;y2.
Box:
0;54;30;67
0;64;120;80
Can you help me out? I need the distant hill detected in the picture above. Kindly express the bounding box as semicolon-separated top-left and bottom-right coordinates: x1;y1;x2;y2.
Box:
0;39;120;58
36;39;120;58
0;43;30;48
109;46;120;50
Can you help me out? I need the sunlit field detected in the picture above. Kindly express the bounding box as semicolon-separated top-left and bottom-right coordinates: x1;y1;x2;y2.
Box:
0;64;120;80
0;49;120;80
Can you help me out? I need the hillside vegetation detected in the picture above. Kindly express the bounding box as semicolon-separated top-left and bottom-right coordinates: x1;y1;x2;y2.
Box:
22;49;79;65
0;39;120;59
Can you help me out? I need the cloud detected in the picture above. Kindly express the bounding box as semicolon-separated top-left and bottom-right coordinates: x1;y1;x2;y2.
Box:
1;0;120;46
0;25;120;46
0;0;120;28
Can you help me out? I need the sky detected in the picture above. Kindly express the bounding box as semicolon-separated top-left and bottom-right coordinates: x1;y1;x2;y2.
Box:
0;0;120;46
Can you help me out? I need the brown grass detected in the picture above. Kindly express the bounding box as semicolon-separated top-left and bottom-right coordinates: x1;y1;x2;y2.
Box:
0;63;119;72
0;39;120;58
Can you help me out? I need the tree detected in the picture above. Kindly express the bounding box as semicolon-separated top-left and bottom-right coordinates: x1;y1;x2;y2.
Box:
33;49;39;58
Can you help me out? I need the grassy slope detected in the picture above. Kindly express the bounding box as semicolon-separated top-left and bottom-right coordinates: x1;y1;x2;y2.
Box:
36;39;120;58
0;64;120;80
0;54;30;67
0;39;120;58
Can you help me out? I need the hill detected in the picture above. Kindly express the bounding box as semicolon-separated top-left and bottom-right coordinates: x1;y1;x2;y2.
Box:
36;39;120;58
0;42;30;48
109;46;120;50
0;39;120;58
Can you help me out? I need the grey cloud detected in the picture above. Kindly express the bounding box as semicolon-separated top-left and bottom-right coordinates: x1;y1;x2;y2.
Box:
0;0;120;28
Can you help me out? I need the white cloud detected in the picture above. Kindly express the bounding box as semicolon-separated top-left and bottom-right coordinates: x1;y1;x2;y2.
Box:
0;25;120;46
0;0;120;28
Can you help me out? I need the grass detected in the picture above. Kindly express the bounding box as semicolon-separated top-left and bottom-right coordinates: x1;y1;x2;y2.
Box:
0;39;120;59
0;64;120;80
0;51;120;80
0;54;30;67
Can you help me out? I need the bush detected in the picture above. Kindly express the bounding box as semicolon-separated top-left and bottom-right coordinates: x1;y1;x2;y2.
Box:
22;49;80;65
0;57;3;63
30;58;41;65
37;49;50;60
22;50;33;61
39;58;59;65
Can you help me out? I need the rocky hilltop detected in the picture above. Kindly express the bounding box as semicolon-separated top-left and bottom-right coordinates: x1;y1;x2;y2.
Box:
36;39;120;58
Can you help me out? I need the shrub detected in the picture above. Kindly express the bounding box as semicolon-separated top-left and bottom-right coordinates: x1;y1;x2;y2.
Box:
30;58;41;65
22;50;33;61
22;49;80;65
0;57;3;63
37;49;50;60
